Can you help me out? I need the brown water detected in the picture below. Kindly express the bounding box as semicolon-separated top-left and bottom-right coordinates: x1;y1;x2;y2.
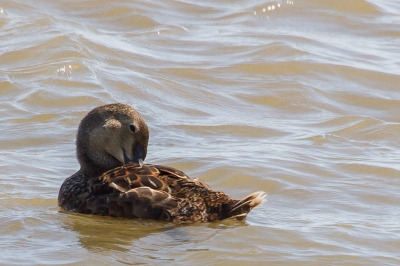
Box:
1;0;400;265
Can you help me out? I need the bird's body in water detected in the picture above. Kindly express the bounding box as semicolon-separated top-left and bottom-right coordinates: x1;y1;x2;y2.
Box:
58;103;266;223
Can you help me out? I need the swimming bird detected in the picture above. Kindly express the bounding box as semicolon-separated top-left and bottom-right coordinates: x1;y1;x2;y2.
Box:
58;103;266;223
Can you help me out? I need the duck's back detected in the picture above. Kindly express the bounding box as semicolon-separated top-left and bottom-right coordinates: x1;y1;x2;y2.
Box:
59;163;266;223
59;163;237;222
58;172;92;213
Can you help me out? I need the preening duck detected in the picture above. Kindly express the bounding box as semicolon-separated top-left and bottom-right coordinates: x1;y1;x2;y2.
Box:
58;103;266;223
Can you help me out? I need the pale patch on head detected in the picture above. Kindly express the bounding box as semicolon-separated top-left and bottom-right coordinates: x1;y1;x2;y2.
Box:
103;118;121;129
99;118;128;164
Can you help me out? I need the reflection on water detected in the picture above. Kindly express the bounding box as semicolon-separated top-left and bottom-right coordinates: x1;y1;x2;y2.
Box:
1;0;400;265
60;211;250;263
60;213;176;252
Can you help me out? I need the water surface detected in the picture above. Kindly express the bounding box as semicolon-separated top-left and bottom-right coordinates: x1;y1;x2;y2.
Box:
1;0;400;265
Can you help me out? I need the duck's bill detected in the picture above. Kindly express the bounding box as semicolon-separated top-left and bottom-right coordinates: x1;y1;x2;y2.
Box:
124;144;146;165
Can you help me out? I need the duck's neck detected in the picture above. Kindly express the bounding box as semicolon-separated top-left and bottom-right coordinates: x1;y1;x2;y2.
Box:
80;160;115;178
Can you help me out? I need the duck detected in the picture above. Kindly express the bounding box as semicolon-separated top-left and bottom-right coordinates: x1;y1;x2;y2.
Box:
58;103;266;223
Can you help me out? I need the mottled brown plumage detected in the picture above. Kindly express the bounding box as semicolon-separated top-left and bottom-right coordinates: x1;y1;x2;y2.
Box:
58;103;266;223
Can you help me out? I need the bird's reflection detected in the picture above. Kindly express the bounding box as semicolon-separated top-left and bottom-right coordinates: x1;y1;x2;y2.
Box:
59;210;247;253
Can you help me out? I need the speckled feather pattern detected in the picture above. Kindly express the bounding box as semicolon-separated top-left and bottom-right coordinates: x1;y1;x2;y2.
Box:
59;163;265;222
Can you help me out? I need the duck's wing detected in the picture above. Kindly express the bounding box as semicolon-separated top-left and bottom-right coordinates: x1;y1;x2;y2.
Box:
86;163;215;221
154;164;212;190
86;186;179;220
91;163;208;196
91;163;174;194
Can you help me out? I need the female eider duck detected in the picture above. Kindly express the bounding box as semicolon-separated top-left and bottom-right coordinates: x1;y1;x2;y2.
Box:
58;103;266;223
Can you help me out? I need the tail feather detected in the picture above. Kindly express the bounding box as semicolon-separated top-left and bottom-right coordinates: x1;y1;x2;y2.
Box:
227;191;267;220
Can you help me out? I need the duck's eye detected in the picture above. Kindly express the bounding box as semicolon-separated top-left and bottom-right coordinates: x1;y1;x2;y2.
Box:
129;125;136;133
